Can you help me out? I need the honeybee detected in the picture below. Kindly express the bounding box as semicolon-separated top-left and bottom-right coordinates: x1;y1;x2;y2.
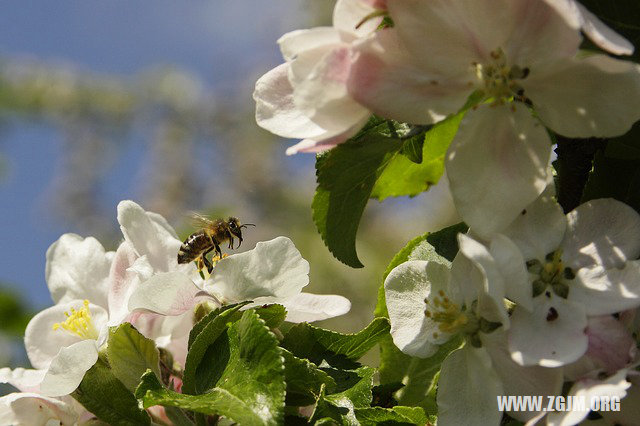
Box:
177;214;254;274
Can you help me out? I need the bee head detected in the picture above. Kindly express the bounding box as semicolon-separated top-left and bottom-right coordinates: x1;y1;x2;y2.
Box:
227;217;255;248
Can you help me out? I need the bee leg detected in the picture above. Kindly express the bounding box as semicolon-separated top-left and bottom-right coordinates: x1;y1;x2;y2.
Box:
214;242;223;259
202;255;214;274
228;236;234;249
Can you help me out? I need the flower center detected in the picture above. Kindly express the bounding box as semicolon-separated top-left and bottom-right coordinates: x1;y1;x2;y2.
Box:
474;48;529;103
424;290;472;338
52;300;99;340
527;250;575;298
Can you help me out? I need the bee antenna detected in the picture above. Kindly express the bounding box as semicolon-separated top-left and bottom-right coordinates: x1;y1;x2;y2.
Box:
241;223;256;228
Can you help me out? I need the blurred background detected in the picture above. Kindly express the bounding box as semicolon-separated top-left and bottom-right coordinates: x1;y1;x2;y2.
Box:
0;1;432;378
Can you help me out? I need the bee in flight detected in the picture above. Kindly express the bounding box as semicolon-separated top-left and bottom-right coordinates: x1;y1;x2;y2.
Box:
177;214;254;274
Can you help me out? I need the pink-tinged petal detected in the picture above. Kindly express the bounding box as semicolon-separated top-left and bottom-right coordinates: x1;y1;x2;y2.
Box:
40;340;99;397
503;195;566;262
128;272;206;316
388;0;506;74
254;63;332;140
205;237;309;304
278;28;341;62
269;293;351;323
562;199;640;270
585;315;636;375
509;294;588;367
570;262;640;316
362;0;386;10
524;55;640;138
446;105;552;239
0;392;79;426
117;200;182;273
285;115;369;155
0;368;46;393
547;369;631;426
483;331;563;423
333;0;381;37
45;234;111;308
293;46;371;134
24;301;107;370
384;261;452;357
349;29;472;124
437;346;503;426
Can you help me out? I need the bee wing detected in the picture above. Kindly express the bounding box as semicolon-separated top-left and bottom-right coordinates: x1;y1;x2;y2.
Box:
188;212;217;228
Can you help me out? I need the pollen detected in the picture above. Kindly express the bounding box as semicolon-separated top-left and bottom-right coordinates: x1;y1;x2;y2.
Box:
424;294;469;335
52;300;99;340
474;48;528;104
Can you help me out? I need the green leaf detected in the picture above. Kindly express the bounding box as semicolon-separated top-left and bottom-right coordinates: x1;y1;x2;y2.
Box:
355;406;429;425
374;225;465;411
371;112;464;201
138;310;286;425
255;303;287;329
282;349;337;406
183;302;247;394
400;130;426;163
371;382;404;408
188;301;249;349
313;131;404;267
73;358;150;426
311;367;376;425
107;323;161;393
281;317;390;368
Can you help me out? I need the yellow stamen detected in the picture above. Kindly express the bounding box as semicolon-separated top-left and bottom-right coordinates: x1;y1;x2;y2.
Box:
424;294;469;335
52;300;99;340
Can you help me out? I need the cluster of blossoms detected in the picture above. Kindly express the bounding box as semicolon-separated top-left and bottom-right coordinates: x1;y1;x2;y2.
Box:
254;0;640;424
0;201;350;424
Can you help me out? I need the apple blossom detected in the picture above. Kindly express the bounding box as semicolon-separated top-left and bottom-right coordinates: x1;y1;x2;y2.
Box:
455;195;640;368
0;392;80;426
348;0;640;237
128;236;351;323
253;0;381;154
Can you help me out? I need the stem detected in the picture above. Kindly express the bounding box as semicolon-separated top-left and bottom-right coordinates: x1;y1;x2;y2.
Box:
554;136;605;213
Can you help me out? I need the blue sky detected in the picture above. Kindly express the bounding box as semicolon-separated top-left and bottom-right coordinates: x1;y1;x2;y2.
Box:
0;1;312;308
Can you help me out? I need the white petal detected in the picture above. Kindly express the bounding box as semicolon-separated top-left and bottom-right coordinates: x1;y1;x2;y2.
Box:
106;242;142;326
0;392;79;426
489;234;532;311
284;120;365;155
24;301;107;370
509;295;587;367
0;368;46;393
117;200;182;273
349;28;471;124
547;369;631;426
524;55;640;138
267;293;351;323
205;237;309;304
128;272;205;316
574;2;634;55
503;195;566;262
562;198;640;270
457;234;509;326
437;346;503;426
40;340;99;397
384;260;451;358
333;0;381;37
278;28;341;62
420;171;462;233
571;262;640;316
45;234;111;308
600;375;640;425
483;331;563;423
446;105;552;239
583;315;636;375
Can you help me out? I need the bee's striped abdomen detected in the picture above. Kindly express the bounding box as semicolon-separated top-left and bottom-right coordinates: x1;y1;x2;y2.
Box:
177;231;213;264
